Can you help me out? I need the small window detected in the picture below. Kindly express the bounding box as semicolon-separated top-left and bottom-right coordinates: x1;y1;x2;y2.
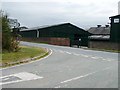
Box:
114;18;119;23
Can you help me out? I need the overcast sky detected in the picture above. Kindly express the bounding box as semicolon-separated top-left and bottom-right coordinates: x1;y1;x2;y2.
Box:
2;0;120;29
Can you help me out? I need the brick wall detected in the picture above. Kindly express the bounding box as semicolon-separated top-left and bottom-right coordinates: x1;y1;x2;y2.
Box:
88;41;120;50
21;37;70;46
50;38;70;46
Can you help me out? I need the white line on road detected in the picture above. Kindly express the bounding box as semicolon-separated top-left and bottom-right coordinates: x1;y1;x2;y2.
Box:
80;54;89;57
54;84;68;88
52;49;115;62
60;72;95;84
91;57;99;59
59;50;65;53
60;67;112;84
65;52;72;54
73;53;80;56
53;49;115;62
0;72;43;85
99;58;114;62
54;86;61;88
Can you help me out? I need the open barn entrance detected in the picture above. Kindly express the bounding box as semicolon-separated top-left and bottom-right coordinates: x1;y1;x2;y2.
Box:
70;34;81;47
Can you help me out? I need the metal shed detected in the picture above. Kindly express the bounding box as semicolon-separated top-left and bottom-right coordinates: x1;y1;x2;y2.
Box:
88;25;110;35
88;24;111;49
20;23;91;47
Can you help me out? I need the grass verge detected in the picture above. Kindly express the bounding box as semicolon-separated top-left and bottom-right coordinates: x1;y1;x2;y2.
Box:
1;46;49;68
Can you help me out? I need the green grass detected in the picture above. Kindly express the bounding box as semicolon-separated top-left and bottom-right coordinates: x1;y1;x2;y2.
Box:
1;46;48;67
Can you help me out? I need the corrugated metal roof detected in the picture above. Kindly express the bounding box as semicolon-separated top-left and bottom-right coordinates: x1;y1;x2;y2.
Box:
20;23;71;31
109;15;120;18
20;25;50;31
89;35;110;40
88;26;110;35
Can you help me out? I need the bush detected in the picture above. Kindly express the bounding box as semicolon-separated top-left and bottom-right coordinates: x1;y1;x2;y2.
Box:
1;11;20;52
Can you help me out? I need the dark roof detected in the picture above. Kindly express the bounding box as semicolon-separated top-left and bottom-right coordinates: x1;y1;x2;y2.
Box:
88;26;110;35
20;23;84;32
19;26;28;30
20;25;52;31
109;15;120;18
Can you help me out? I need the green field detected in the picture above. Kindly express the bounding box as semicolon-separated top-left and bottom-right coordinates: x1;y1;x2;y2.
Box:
1;46;49;67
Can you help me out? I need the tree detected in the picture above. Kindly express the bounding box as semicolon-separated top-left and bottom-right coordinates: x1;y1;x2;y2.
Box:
1;10;20;52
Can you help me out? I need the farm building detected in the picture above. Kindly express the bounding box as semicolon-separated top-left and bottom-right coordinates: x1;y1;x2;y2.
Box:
88;24;110;42
88;25;110;35
88;25;110;49
19;23;91;47
109;15;120;43
88;15;120;50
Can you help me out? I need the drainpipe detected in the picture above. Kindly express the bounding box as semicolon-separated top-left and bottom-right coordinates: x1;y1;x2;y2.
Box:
37;30;39;38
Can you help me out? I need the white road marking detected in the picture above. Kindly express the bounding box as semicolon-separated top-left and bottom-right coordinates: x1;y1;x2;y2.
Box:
54;49;115;62
102;58;106;61
52;49;115;62
60;67;112;84
57;50;114;62
59;50;64;53
80;54;89;57
107;59;114;61
0;72;43;85
73;53;80;56
86;56;114;62
102;59;113;62
102;59;108;61
54;84;68;88
91;57;99;59
65;52;71;54
61;72;95;84
54;86;61;88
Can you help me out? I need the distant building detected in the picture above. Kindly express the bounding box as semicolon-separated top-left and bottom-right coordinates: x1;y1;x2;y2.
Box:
88;25;110;41
88;25;110;35
88;15;120;50
19;23;91;47
109;15;120;43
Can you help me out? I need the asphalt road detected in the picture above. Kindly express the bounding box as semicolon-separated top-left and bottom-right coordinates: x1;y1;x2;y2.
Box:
1;41;118;88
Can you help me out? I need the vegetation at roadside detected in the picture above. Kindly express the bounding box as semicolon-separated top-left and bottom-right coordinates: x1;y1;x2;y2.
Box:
1;10;20;52
2;46;49;67
0;10;49;68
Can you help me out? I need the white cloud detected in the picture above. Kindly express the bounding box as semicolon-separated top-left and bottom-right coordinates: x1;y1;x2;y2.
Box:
2;0;120;29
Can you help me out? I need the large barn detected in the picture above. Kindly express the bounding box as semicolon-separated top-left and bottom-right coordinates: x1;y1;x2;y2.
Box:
19;23;91;47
